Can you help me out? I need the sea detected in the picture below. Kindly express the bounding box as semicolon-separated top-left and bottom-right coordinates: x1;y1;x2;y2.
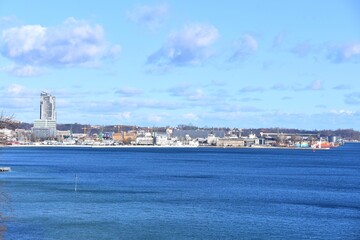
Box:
0;144;359;240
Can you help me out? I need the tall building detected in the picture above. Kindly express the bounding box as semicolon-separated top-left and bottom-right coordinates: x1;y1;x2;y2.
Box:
32;92;57;140
40;92;56;120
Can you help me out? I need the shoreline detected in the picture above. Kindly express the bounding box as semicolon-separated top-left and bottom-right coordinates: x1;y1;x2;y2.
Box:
2;144;335;150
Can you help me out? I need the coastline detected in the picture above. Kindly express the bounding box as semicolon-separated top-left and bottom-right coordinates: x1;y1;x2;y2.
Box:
3;144;336;150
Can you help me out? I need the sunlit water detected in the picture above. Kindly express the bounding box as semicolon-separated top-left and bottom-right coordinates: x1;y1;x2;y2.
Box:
0;144;359;239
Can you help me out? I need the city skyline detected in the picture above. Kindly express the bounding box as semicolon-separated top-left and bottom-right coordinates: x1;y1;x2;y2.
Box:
0;1;359;130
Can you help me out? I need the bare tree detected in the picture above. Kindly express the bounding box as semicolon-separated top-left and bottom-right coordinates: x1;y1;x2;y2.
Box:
0;112;19;145
0;113;19;130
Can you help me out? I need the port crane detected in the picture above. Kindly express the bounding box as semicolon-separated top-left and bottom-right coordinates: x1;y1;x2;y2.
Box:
81;126;92;141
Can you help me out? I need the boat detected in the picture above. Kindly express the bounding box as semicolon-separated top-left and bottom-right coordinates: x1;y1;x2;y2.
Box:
0;167;11;172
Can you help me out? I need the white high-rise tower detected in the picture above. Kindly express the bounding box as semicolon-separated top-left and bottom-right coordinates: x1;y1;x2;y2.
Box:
32;92;57;140
40;92;56;120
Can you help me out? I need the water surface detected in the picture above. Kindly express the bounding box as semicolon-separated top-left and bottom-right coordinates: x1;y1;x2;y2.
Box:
0;144;359;239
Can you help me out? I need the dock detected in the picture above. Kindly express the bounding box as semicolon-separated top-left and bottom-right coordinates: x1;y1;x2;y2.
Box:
0;167;11;172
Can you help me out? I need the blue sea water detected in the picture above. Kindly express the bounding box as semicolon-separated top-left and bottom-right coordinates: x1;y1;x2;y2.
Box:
0;144;359;240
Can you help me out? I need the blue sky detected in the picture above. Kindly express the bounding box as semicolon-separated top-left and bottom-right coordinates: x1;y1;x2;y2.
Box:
0;0;359;130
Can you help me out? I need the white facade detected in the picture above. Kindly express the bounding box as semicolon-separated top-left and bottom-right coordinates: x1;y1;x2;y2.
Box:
32;92;57;140
40;92;56;120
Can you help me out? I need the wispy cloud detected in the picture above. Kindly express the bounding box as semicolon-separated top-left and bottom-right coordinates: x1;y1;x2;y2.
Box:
7;83;25;95
147;23;219;69
272;82;289;91
229;34;258;62
1;64;42;77
115;87;143;97
272;31;286;48
316;104;326;109
345;92;360;105
213;103;264;113
327;42;360;63
115;98;183;110
240;97;262;102
0;17;121;76
0;84;38;114
272;80;324;91
290;40;313;58
167;84;207;101
330;109;354;115
183;112;200;121
293;80;323;91
306;79;323;90
333;84;351;90
238;86;264;93
127;3;169;30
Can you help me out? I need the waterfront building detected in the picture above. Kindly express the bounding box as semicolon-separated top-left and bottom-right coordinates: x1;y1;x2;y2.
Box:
172;129;225;140
207;134;218;146
217;137;245;147
32;92;57;140
135;132;154;145
113;131;136;144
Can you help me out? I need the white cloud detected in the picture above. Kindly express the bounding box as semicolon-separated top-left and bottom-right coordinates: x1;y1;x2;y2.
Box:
272;80;323;92
327;42;360;63
147;23;219;68
167;84;207;101
229;34;258;62
3;64;42;77
188;89;205;101
272;31;286;48
115;112;131;120
127;3;169;29
330;109;354;115
0;85;37;118
290;41;313;58
272;82;289;91
115;87;143;96
7;83;25;95
1;25;46;59
147;115;163;123
183;113;199;121
307;80;323;90
333;84;351;90
238;86;264;93
345;92;360;105
293;80;323;91
114;98;182;110
0;17;121;76
342;43;360;59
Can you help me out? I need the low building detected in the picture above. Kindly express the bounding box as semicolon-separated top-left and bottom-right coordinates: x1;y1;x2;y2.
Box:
136;132;154;145
207;134;218;146
32;127;53;141
172;129;225;140
113;131;136;144
242;133;259;146
57;130;71;140
217;137;245;147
